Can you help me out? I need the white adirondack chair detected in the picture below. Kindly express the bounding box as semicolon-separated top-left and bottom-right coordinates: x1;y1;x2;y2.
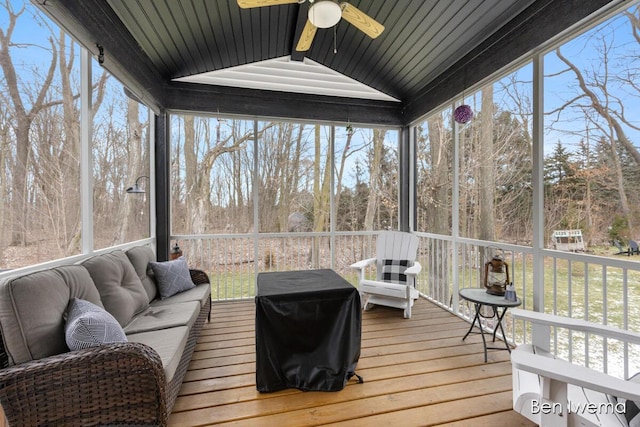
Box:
350;231;421;319
511;308;640;427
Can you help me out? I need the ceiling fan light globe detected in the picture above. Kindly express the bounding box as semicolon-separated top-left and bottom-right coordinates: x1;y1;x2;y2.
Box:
308;1;341;28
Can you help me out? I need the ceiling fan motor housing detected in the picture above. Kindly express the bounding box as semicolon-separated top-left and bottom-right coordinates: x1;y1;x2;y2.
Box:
308;1;342;28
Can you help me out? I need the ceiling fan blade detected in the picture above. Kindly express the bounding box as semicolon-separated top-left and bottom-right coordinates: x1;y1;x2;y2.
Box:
237;0;299;9
295;20;317;51
340;2;384;39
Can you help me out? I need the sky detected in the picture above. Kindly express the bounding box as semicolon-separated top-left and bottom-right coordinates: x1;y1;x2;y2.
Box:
541;7;640;154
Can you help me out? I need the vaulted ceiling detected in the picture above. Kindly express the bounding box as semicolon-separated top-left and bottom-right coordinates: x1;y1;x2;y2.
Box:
37;0;616;126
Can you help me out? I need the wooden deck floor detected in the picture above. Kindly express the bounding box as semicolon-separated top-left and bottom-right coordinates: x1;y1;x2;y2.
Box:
168;298;537;426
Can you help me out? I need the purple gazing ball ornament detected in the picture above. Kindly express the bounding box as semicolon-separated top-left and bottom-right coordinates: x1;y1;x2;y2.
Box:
454;104;473;124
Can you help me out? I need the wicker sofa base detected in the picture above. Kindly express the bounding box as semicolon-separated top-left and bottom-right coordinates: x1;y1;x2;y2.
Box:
0;251;212;427
166;296;212;414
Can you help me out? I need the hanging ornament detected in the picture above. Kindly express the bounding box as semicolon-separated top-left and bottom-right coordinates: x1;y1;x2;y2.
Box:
456;68;473;125
346;122;354;137
454;104;473;124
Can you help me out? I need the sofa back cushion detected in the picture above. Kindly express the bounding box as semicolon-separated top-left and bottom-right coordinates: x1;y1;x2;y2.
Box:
0;266;102;366
81;251;148;327
125;246;157;303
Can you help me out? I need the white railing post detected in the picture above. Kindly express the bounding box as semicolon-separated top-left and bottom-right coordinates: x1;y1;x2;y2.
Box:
532;52;547;350
452;100;461;313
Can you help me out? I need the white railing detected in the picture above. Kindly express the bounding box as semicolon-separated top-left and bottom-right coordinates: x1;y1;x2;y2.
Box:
413;233;533;349
172;232;380;300
174;231;640;378
0;238;156;280
414;232;640;379
536;250;640;379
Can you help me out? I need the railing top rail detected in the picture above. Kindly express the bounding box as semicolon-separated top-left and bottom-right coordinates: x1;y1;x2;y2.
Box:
0;238;156;280
172;231;382;240
541;248;640;269
414;232;640;270
414;232;534;254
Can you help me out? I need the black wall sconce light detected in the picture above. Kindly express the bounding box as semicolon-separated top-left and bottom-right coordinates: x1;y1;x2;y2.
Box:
125;175;149;194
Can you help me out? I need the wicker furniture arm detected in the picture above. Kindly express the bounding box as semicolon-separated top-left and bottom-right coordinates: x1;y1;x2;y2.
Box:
189;268;210;285
0;342;168;427
190;268;212;322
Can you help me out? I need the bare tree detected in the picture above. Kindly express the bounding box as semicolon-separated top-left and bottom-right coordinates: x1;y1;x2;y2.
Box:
182;117;273;234
478;85;495;243
423;112;451;234
113;97;144;244
314;125;332;263
0;1;57;246
363;129;385;231
551;39;639;230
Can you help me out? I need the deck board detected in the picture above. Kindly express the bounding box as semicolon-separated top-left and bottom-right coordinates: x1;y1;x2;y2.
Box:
169;298;536;426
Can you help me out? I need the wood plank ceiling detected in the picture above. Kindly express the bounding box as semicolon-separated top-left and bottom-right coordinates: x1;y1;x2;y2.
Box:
107;0;536;103
38;0;617;124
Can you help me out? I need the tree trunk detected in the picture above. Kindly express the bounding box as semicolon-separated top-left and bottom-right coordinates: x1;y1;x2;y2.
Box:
426;114;451;300
310;125;332;267
58;31;81;254
364;129;383;231
184;115;200;232
427;114;450;235
114;98;142;244
478;86;495;242
334;131;353;221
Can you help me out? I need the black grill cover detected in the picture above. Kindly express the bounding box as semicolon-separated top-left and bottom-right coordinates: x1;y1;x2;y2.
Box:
255;269;362;392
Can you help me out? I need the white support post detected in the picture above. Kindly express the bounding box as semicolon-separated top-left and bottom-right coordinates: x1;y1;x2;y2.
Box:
532;53;547;350
330;125;335;269
452;102;461;313
253;120;260;286
148;109;156;241
408;126;415;231
80;49;93;254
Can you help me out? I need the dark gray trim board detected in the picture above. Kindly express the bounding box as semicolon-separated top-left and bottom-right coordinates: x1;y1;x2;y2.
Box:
154;113;170;261
164;82;404;127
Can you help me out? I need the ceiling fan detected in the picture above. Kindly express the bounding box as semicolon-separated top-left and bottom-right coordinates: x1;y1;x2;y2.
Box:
237;0;385;51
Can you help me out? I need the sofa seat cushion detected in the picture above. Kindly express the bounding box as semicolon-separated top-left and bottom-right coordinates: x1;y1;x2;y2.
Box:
123;301;200;335
81;251;149;327
127;326;189;383
151;283;211;308
125;246;158;303
65;298;127;350
0;265;102;365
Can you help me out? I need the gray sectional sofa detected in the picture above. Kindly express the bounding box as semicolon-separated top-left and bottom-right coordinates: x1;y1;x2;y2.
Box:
0;245;211;426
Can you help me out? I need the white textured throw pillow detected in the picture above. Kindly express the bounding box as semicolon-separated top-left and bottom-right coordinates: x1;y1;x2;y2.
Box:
65;298;127;350
149;256;195;299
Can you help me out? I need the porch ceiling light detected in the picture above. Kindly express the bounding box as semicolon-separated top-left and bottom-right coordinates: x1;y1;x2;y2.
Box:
308;1;342;28
126;175;148;194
